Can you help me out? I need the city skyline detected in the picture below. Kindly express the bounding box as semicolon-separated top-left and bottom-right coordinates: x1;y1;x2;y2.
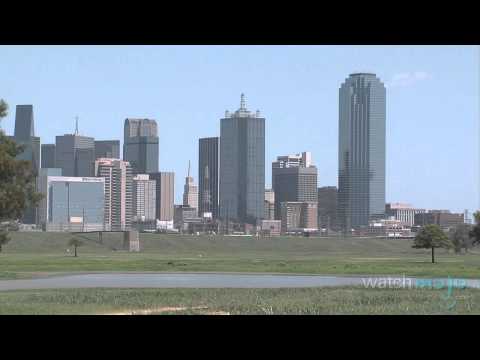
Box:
0;45;477;213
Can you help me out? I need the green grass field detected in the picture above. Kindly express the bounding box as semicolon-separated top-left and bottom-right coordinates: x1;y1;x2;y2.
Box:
1;231;480;279
1;287;478;314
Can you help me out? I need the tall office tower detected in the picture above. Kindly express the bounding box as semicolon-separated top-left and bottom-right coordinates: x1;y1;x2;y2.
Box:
198;137;219;218
36;168;62;228
338;73;386;231
39;175;105;232
41;144;56;168
264;189;275;220
95;158;133;231
317;186;338;230
123;118;159;174
13;105;40;224
95;140;120;160
55;121;95;177
272;151;318;221
132;174;156;222
182;161;198;214
219;94;265;225
149;172;175;222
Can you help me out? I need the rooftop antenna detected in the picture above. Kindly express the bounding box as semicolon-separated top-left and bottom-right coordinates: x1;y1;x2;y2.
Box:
74;116;79;135
187;160;191;178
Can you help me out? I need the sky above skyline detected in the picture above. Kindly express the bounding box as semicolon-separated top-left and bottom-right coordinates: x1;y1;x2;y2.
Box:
0;45;478;213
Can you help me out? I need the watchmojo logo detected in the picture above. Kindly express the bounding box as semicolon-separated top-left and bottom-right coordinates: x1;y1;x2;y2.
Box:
361;275;468;310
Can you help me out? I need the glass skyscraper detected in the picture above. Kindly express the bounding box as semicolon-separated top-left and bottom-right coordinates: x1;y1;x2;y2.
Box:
123;118;159;175
338;73;386;230
198;137;219;219
219;94;265;225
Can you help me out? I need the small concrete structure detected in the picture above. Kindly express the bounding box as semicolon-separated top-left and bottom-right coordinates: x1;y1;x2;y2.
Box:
123;230;140;252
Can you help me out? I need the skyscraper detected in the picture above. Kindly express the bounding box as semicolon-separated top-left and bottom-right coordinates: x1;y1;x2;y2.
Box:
149;172;174;222
183;161;198;214
219;94;265;225
123;118;159;174
95;158;133;231
132;174;156;223
41;144;56;168
198;137;219;218
95;140;120;159
317;186;338;230
338;73;386;230
272;152;317;220
55;121;95;177
13;105;40;224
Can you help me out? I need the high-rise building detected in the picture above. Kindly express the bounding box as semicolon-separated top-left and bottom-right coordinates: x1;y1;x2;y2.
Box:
95;158;133;231
13;105;40;224
219;94;265;225
198;137;219;218
264;189;275;220
182;161;198;214
317;186;338;230
41;144;56;168
385;203;425;227
36;168;62;228
132;174;156;222
95;140;120;160
338;73;386;231
55;121;95;177
272;151;317;221
149;172;174;222
123;118;159;174
40;175;105;232
280;201;318;233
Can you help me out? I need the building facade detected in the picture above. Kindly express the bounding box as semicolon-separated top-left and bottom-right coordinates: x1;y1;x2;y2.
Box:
280;201;318;233
264;189;275;220
149;172;175;222
123;118;159;174
55;133;95;177
317;186;338;230
95;140;120;160
219;94;265;225
41;144;56;169
36;168;63;228
132;174;156;222
95;158;133;231
338;73;386;231
42;176;105;232
385;203;425;227
272;152;317;221
414;210;464;230
198;137;219;218
183;162;198;214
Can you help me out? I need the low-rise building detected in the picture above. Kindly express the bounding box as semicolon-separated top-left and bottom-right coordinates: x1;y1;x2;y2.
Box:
260;220;281;236
385;203;425;227
414;210;464;230
280;201;318;234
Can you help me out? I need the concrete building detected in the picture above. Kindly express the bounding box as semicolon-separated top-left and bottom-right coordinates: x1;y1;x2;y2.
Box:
272;151;317;221
219;94;265;225
385;203;425;227
199;137;219;218
260;219;281;236
41;144;56;169
280;201;318;233
36;168;62;228
12;105;41;224
149;172;175;222
338;73;386;231
123;118;159;175
132;174;156;222
41;175;105;232
95;158;133;231
264;189;275;220
317;186;338;230
183;161;198;215
174;205;198;231
55;124;95;177
95;140;120;160
414;210;464;230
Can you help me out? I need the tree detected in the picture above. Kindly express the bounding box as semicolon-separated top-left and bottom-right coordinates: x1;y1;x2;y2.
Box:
469;211;480;247
412;224;453;263
0;99;42;251
68;237;84;257
449;223;473;254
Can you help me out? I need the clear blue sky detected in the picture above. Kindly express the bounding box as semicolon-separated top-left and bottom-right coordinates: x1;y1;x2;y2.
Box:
0;45;478;214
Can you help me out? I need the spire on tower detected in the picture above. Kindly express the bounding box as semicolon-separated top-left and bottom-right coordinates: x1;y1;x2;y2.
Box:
187;160;191;178
74;116;79;135
240;93;246;110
